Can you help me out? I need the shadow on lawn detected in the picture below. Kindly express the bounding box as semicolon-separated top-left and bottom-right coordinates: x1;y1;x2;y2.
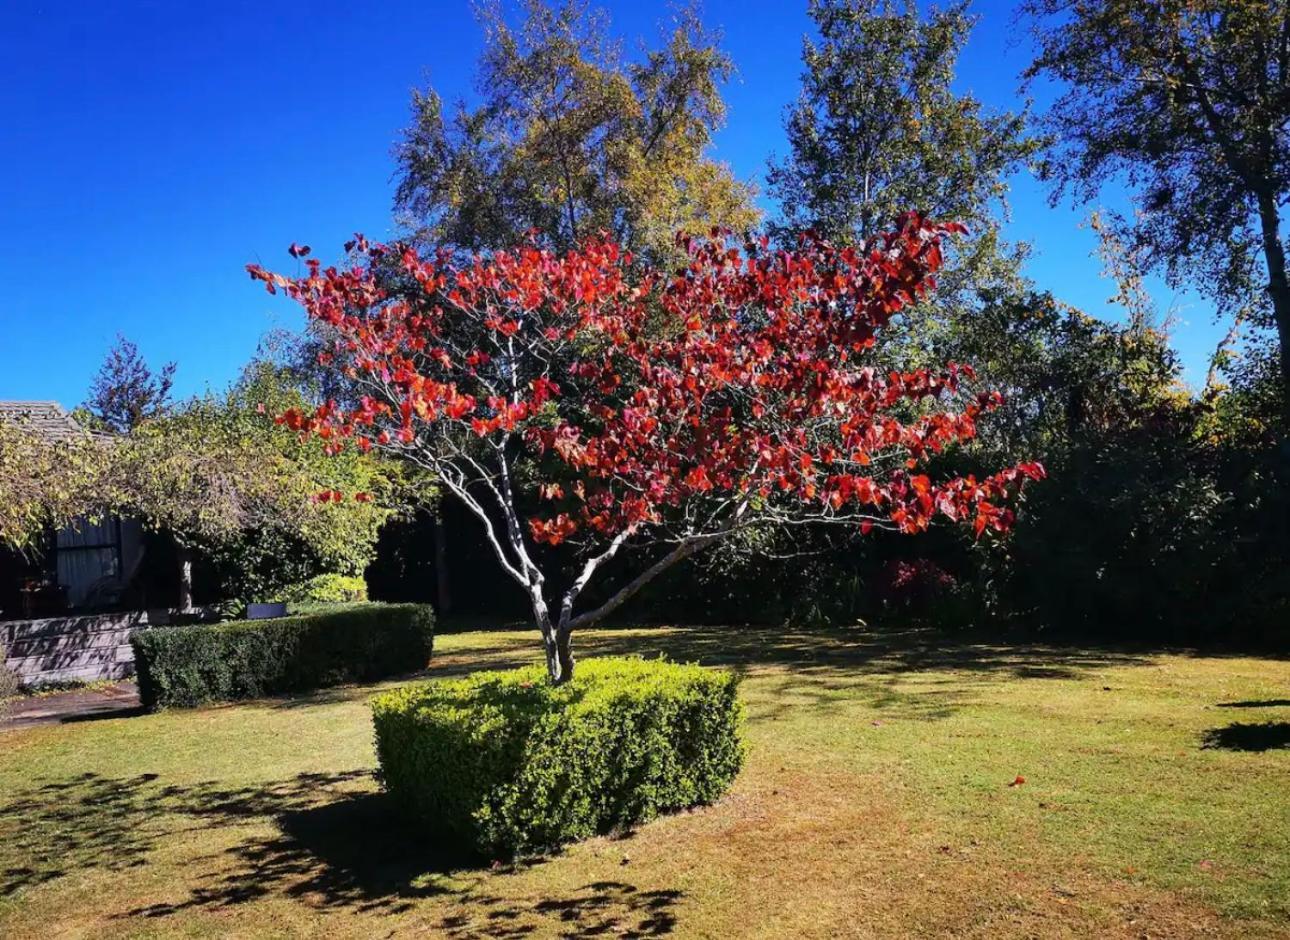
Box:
0;770;415;908
572;622;1155;679
262;623;1158;722
570;623;1157;723
436;881;681;939
0;769;682;935
1201;721;1290;752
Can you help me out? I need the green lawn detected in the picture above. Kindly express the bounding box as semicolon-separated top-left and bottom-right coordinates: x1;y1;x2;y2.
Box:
1;624;1288;938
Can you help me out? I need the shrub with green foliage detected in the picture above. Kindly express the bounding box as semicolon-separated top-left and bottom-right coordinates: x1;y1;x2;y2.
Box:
371;657;745;858
132;602;434;710
284;573;369;605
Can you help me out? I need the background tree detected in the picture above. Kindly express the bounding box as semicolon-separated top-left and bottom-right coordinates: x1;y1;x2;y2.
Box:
3;358;422;610
393;0;759;260
120;360;425;606
767;0;1036;335
81;334;176;432
0;419;113;554
249;216;1044;683
1023;0;1290;431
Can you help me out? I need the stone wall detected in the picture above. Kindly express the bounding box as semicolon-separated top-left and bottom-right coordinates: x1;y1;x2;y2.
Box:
2;610;197;686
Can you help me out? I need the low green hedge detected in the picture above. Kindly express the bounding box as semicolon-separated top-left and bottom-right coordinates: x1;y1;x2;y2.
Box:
133;602;434;710
371;656;745;858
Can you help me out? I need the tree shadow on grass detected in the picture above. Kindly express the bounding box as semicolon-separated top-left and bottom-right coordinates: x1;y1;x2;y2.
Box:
1201;721;1290;752
257;624;1158;723
131;788;478;916
564;623;1158;723
577;622;1155;679
0;770;470;913
438;881;681;939
0;769;683;934
1;771;164;899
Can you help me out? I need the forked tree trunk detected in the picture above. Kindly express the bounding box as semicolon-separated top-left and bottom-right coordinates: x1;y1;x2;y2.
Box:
530;528;738;685
541;619;576;685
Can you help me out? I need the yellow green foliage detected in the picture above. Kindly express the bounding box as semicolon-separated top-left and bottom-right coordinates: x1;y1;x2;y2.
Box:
0;420;112;553
393;0;759;262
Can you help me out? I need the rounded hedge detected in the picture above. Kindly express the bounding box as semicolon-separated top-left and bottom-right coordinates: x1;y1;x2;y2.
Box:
132;602;434;709
371;656;745;858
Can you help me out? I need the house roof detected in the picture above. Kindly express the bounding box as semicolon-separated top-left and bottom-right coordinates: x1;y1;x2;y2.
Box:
0;401;87;441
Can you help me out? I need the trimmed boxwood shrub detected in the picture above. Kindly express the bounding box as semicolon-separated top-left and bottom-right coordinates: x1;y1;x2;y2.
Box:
132;602;434;710
371;656;744;858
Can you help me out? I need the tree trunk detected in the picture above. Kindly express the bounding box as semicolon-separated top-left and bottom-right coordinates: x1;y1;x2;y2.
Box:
555;625;574;682
432;514;452;614
541;621;575;685
176;540;193;612
1255;188;1290;434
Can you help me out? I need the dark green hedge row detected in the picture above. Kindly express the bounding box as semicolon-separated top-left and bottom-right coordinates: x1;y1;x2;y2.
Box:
132;602;434;710
371;656;745;858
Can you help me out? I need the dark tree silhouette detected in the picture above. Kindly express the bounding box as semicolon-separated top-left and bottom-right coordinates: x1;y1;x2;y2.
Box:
83;334;176;432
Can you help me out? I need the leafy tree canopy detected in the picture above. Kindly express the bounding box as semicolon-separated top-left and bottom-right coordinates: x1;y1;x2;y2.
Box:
121;361;428;584
0;420;108;554
1;360;429;603
765;0;1040;414
1023;0;1290;430
393;0;759;261
767;0;1036;276
250;216;1044;682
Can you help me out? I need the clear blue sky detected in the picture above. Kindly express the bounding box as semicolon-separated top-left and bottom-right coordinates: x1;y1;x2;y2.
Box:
0;0;1222;408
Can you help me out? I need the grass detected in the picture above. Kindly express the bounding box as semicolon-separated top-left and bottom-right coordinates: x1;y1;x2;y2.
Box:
1;623;1287;938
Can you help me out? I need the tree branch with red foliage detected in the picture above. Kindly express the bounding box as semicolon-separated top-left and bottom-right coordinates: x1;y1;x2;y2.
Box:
248;214;1044;683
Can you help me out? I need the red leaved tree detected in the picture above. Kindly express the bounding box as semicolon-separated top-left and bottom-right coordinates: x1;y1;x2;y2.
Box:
249;215;1043;683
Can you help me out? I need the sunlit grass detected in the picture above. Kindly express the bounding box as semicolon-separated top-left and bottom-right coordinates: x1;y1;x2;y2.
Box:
1;624;1286;938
